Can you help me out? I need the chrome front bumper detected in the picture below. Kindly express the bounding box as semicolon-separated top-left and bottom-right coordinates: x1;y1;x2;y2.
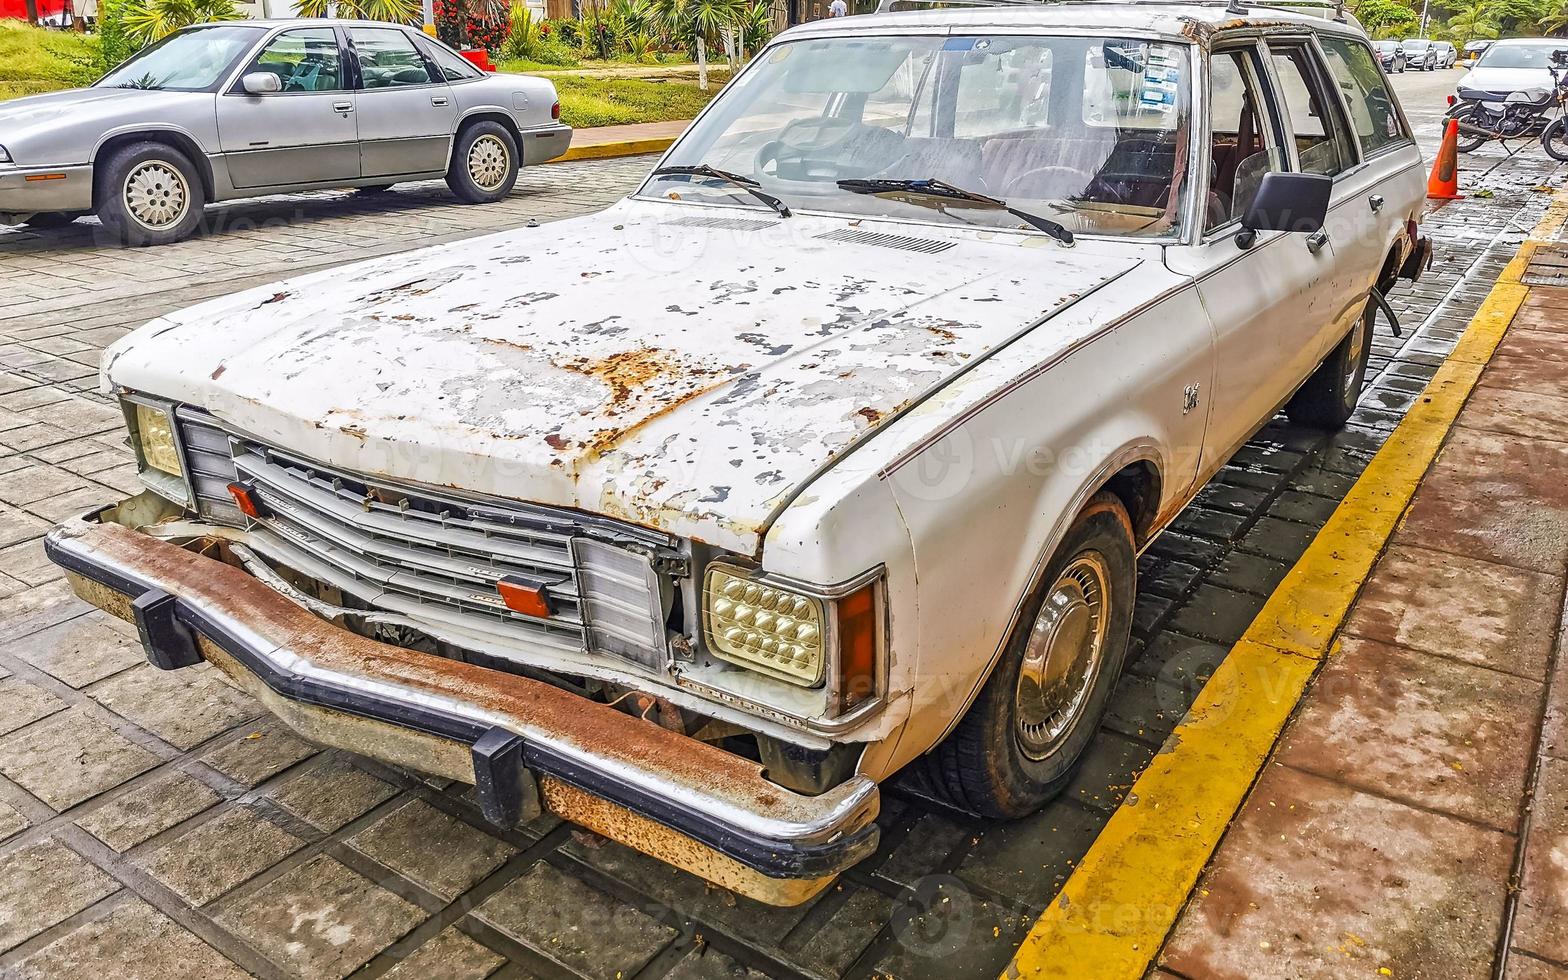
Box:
0;163;94;219
45;508;880;906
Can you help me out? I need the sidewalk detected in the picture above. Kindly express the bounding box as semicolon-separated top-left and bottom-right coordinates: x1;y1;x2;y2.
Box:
1151;210;1568;978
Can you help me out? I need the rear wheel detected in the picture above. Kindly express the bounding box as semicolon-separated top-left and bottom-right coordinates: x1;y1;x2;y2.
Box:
920;492;1136;818
96;141;205;246
1542;118;1568;162
1284;302;1373;429
1453;106;1489;153
446;121;519;204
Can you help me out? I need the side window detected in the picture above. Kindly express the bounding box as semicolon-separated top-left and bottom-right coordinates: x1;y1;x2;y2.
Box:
352;28;435;88
1318;35;1409;155
1206;48;1283;231
1268;42;1356;177
245;28;343;93
422;38;482;82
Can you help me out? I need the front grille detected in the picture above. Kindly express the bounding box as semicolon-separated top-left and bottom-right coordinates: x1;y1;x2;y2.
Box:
176;411;672;665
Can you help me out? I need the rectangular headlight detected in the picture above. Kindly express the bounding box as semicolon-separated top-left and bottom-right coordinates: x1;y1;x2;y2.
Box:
703;565;826;686
134;403;182;478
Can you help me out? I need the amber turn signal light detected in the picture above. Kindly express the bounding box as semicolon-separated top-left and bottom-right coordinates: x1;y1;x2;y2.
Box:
834;582;878;715
226;481;264;519
497;575;555;618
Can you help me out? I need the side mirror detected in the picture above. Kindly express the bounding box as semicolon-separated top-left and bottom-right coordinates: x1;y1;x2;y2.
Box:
241;72;281;95
1237;171;1332;248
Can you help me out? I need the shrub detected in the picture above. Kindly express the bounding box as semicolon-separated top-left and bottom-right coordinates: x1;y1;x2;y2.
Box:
96;0;135;69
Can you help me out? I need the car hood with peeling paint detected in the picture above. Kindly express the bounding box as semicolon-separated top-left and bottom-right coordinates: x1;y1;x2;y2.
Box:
104;202;1143;555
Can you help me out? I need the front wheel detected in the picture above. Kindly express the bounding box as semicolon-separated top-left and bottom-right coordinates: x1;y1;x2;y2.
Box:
95;141;205;246
920;492;1136;819
446;122;519;204
1542;118;1568;161
1284;302;1373;429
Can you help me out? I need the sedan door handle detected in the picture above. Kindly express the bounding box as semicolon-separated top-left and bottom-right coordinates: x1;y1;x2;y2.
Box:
1369;194;1385;212
431;97;449;107
333;101;354;113
1306;229;1330;254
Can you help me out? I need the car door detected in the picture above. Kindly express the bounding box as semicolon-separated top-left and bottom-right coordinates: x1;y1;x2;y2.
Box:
1264;37;1371;364
1165;40;1339;471
348;26;458;178
216;26;359;189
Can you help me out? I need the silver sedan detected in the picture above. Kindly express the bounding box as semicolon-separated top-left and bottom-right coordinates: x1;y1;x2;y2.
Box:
0;20;571;245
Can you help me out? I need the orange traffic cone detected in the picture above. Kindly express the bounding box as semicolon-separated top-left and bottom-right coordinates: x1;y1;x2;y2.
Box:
1427;118;1464;200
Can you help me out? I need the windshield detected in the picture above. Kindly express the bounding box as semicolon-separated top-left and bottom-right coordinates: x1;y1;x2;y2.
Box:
1477;43;1567;69
96;25;263;91
641;34;1193;239
1402;39;1430;51
1373;41;1399;51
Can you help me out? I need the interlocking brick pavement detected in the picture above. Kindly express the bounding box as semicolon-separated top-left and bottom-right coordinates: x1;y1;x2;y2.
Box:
0;127;1562;979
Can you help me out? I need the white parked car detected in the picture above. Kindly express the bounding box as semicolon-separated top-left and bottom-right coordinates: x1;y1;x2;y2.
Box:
48;1;1429;904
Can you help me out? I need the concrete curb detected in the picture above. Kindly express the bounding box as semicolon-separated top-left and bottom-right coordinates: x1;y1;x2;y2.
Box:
553;136;678;162
1002;188;1568;980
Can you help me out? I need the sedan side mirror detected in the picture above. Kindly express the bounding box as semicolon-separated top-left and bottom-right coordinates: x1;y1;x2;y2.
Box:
241;72;281;95
1237;171;1332;248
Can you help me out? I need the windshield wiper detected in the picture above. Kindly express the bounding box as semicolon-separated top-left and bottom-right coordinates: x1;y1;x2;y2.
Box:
650;164;791;218
836;177;1074;246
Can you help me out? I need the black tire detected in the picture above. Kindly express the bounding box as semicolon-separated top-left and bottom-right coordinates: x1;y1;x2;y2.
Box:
95;141;205;246
356;184;396;194
1453;106;1489;153
21;211;82;229
1284;302;1373;429
920;492;1136;819
1542;118;1568;162
446;121;519;204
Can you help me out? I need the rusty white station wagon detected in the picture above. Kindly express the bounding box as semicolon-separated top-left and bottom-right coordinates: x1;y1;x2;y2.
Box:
48;0;1430;904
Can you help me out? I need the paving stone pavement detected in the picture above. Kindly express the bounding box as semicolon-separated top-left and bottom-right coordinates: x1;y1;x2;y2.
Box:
0;137;1562;979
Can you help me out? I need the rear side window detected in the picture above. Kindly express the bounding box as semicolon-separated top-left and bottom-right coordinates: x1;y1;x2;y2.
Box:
1318;35;1409;155
352;27;435;88
1268;42;1356;177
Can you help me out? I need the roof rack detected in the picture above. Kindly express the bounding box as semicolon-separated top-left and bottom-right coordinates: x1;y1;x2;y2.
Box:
871;0;1349;22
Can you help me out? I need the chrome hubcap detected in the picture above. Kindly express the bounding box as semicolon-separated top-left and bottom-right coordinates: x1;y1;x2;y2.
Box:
123;161;189;230
467;135;510;191
1014;554;1110;760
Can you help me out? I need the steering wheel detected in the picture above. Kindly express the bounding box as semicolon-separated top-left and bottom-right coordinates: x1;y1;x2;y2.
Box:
755;116;863;180
1009;165;1097;200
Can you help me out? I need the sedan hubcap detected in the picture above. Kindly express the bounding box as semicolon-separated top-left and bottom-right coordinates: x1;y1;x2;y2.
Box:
1015;553;1110;760
123;161;189;230
468;135;510;192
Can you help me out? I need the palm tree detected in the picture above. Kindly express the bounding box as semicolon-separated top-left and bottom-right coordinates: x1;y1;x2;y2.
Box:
654;0;744;88
121;0;243;44
1542;0;1568;34
294;0;420;20
1447;0;1500;46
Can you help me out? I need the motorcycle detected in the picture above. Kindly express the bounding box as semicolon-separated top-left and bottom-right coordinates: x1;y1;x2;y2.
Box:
1446;49;1568;161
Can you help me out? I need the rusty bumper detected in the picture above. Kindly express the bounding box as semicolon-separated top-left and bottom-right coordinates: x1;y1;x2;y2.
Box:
45;510;880;906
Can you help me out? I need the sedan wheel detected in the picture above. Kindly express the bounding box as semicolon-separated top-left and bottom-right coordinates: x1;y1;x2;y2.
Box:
96;141;206;246
1014;555;1110;762
447;121;520;204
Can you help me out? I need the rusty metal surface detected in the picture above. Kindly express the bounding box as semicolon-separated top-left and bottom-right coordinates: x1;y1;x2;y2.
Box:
99;204;1138;555
50;516;881;854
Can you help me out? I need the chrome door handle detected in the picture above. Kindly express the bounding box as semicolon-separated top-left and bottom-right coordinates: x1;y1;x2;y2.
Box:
1306;229;1330;254
431;97;449;107
1369;194;1385;212
333;101;354;112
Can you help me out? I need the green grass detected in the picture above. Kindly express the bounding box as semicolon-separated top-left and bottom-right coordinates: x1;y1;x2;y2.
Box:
545;73;724;129
0;21;103;101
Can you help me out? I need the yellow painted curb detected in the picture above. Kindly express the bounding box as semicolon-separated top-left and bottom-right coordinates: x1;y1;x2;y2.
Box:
1003;188;1568;980
554;137;677;162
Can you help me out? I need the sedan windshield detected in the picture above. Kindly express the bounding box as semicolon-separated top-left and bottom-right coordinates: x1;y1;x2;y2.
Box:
1402;39;1431;51
641;34;1193;239
96;25;264;91
1477;43;1568;69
